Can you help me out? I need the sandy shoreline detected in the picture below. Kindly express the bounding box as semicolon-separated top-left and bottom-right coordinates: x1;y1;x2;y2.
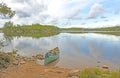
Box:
0;52;80;78
0;61;80;78
0;51;110;78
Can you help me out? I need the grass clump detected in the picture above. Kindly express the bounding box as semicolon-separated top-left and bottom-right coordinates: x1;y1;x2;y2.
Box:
0;52;13;69
79;68;120;78
79;68;97;78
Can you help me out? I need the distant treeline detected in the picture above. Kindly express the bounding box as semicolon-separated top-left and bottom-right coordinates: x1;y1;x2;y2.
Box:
2;22;60;38
3;22;59;32
61;26;120;31
60;26;120;36
88;26;120;31
1;21;120;38
2;21;120;32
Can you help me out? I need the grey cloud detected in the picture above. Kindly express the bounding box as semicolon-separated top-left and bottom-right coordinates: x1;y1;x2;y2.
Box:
43;5;82;26
104;19;109;21
12;0;32;3
101;16;107;19
115;8;120;14
88;3;105;19
39;14;50;23
16;10;31;18
67;8;81;20
12;0;47;16
81;22;86;25
45;18;59;25
60;19;71;26
0;15;11;19
44;18;72;26
94;21;98;23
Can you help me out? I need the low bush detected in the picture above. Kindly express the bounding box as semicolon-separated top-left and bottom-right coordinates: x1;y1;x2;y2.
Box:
0;52;13;69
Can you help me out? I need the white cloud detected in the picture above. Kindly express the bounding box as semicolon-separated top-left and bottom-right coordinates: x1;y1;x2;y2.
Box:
0;0;120;28
47;0;66;18
88;3;105;19
74;21;120;28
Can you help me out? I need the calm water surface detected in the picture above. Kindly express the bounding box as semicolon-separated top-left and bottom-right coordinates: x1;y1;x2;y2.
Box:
1;33;120;70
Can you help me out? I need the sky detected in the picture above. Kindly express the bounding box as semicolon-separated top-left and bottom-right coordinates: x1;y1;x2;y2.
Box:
0;0;120;28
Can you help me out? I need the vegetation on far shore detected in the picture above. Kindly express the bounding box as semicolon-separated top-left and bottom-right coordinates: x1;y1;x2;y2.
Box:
60;26;120;36
61;26;120;31
1;21;120;38
2;21;60;38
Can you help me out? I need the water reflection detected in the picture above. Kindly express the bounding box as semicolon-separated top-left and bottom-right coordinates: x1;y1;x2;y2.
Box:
1;33;120;69
57;33;120;69
2;36;59;57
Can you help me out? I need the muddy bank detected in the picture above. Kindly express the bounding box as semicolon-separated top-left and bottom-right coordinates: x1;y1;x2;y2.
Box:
0;52;80;78
0;50;112;78
0;52;117;78
0;62;79;78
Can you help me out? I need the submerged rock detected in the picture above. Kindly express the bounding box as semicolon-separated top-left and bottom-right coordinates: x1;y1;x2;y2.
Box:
67;69;80;77
102;65;109;69
35;54;44;59
97;61;101;63
20;60;26;64
12;60;19;65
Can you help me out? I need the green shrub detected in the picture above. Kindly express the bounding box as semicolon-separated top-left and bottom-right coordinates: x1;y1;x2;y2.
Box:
0;52;13;69
94;68;101;75
79;68;120;78
79;68;97;78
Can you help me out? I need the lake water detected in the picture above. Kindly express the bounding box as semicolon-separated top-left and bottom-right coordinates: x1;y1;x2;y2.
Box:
0;33;120;70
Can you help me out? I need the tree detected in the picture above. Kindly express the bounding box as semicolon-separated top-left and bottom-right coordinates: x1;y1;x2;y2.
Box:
3;21;14;28
0;2;15;18
0;2;15;49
